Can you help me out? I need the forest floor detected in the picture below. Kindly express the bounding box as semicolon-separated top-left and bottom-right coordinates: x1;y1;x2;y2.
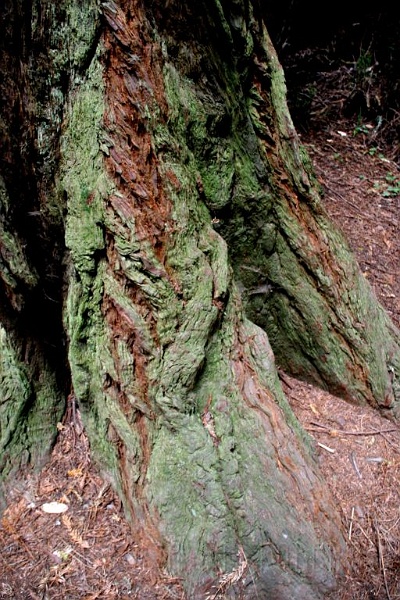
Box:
1;119;400;599
291;120;400;600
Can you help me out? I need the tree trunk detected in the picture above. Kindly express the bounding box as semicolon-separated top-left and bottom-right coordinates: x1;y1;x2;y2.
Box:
1;0;399;598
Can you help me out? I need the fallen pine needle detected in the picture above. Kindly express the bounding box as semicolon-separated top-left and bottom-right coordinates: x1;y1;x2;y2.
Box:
348;507;355;541
317;442;335;453
206;546;248;600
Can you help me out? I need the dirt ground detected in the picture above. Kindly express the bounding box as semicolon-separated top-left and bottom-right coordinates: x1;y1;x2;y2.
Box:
1;113;400;600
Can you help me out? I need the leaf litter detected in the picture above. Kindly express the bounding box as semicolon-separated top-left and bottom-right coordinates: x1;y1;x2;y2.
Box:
0;406;184;599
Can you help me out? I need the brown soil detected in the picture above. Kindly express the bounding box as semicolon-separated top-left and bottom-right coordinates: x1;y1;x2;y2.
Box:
1;124;399;599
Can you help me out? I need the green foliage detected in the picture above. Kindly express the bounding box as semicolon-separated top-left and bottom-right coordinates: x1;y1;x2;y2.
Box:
382;173;400;197
353;122;370;136
377;173;400;198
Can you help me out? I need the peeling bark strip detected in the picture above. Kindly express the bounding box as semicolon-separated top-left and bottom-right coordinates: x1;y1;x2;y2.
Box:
1;0;400;598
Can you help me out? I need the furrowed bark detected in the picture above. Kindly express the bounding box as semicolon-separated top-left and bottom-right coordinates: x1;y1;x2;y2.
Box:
62;5;342;598
149;0;400;416
238;24;400;415
60;2;345;596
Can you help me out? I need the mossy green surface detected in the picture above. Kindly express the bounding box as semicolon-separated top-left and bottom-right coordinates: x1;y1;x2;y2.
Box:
61;53;106;395
60;47;123;485
0;176;38;310
0;325;63;490
60;38;159;515
0;1;102;495
142;15;343;594
147;289;338;597
0;326;32;472
61;56;106;276
155;0;400;417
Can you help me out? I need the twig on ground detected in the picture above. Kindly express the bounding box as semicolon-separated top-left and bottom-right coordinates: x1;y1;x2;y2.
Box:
317;442;335;453
371;429;400;454
328;192;363;213
307;422;398;437
355;521;376;548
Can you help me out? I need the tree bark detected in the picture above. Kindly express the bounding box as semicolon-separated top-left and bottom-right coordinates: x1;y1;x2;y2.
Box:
1;0;399;598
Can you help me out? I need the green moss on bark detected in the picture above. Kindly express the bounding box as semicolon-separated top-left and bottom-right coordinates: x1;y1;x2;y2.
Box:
147;295;342;598
155;2;400;416
0;177;38;310
60;48;119;478
6;0;399;596
0;326;63;492
140;25;345;594
0;326;32;466
61;57;106;276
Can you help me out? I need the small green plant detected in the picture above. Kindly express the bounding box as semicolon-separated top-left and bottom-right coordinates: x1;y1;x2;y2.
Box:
371;172;400;197
353;113;372;136
353;123;370;136
381;173;400;197
382;183;400;197
385;173;397;183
